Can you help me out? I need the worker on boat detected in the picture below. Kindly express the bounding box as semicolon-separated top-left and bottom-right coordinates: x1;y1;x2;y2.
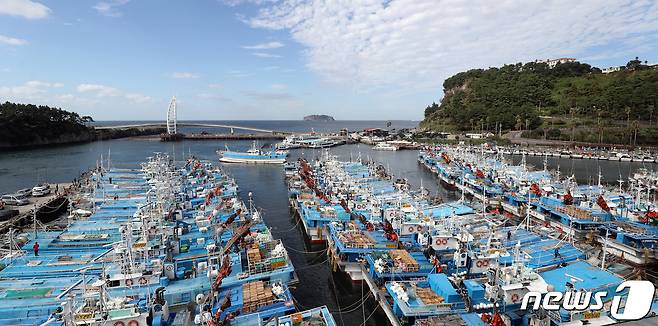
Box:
554;246;561;259
33;242;39;256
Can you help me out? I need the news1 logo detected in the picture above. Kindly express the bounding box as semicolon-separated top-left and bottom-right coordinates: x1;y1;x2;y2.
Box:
520;280;656;321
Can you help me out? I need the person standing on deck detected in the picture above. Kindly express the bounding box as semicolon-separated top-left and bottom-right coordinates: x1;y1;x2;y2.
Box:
33;242;39;256
554;246;561;259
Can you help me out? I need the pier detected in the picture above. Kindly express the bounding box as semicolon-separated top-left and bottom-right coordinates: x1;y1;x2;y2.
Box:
176;132;286;140
0;183;71;234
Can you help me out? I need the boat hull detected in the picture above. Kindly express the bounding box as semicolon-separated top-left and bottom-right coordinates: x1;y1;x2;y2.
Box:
219;157;286;164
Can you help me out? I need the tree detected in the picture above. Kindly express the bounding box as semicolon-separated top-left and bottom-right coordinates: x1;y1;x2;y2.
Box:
0;102;93;145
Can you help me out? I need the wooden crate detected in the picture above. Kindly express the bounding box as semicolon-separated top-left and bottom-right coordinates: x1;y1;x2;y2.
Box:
416;287;444;305
389;250;419;272
339;230;375;248
242;281;274;312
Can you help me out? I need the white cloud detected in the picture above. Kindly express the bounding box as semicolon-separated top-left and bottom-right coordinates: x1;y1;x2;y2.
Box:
0;80;61;97
56;94;75;101
252;52;281;58
171;72;200;79
125;93;152;103
93;0;130;17
76;83;151;103
242;41;284;49
247;0;658;92
77;84;120;97
221;0;277;7
0;34;28;45
0;0;50;19
227;70;253;78
0;80;72;105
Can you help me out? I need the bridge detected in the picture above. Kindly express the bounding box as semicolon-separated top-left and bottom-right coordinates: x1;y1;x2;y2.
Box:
95;96;289;136
95;122;285;134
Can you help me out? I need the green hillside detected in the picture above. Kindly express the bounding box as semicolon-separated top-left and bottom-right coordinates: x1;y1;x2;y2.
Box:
0;102;94;148
421;58;658;145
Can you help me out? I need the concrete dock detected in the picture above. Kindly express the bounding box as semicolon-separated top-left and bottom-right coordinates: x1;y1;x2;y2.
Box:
0;183;72;234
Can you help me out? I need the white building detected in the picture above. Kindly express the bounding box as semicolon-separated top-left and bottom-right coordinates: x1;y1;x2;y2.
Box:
602;66;622;74
535;58;577;68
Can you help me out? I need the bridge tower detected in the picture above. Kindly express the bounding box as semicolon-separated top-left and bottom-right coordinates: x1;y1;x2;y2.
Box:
166;96;177;134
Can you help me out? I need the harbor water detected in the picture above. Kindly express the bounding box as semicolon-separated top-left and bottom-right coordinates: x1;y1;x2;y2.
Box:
0;120;656;325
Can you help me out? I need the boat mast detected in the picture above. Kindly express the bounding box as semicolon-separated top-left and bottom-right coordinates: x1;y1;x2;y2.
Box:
601;228;609;270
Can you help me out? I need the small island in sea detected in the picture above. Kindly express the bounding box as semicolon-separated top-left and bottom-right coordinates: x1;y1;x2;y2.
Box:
303;114;335;121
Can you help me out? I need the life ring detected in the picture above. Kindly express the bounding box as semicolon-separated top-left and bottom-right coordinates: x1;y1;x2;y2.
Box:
128;320;139;326
125;279;133;287
416;225;423;232
544;220;550;227
511;293;520;302
166;265;174;271
408;226;415;233
114;322;125;326
476;260;483;268
441;239;448;245
356;204;364;210
138;277;148;285
482;260;489;267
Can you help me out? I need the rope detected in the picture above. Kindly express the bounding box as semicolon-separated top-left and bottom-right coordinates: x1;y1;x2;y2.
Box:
285;245;328;254
361;276;365;324
37;197;69;213
331;275;346;326
291;290;372;314
293;257;330;271
272;217;302;233
357;304;379;326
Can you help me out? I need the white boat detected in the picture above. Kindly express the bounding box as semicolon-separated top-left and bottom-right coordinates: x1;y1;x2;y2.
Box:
617;152;632;161
372;142;398;151
218;141;287;164
276;136;303;150
303;137;338;148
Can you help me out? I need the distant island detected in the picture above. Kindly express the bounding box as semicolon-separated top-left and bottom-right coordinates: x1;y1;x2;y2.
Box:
421;57;658;145
303;114;335;121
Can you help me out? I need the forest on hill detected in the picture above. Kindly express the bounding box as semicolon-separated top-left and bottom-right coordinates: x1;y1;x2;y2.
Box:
421;58;658;145
0;102;94;148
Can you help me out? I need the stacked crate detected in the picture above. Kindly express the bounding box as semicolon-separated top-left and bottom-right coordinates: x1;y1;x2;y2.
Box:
247;245;265;275
557;205;592;220
339;230;375;249
389;250;419;272
270;256;287;269
415;287;444;305
241;281;274;313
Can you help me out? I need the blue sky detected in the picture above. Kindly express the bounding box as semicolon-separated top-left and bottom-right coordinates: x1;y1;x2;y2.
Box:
1;0;658;120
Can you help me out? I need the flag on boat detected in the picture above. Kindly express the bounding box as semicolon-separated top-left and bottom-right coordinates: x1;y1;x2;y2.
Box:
596;195;611;212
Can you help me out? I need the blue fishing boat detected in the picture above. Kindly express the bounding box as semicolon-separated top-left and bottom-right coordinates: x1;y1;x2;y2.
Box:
218;141;287;164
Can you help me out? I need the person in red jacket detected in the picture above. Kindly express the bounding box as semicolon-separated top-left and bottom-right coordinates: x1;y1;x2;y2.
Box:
33;242;39;256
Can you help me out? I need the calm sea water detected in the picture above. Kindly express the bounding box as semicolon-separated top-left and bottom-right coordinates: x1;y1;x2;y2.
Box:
1;120;655;325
